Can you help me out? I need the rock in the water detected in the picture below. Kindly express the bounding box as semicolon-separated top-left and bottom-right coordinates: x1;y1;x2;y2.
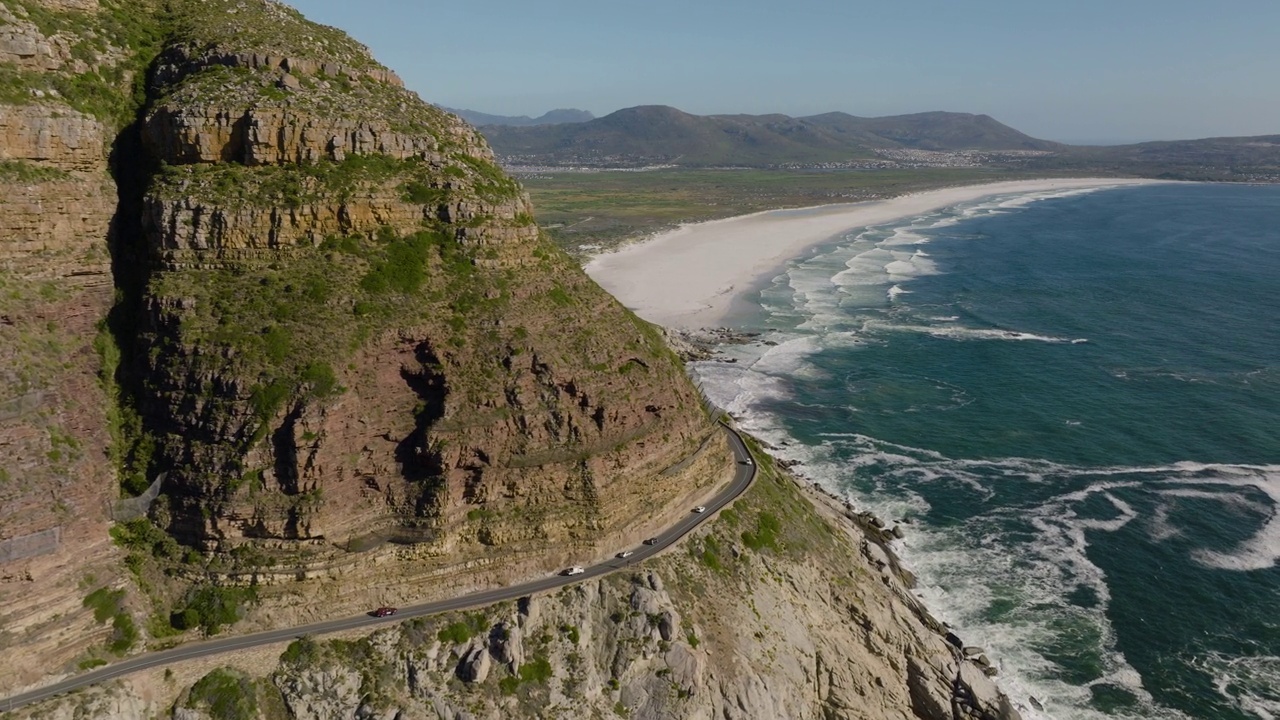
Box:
957;661;1022;720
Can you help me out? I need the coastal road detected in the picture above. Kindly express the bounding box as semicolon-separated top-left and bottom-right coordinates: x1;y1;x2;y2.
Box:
1;424;757;712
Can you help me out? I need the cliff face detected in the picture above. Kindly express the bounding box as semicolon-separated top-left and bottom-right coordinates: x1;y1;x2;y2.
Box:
130;1;715;555
14;460;1024;720
0;0;135;687
1;0;721;691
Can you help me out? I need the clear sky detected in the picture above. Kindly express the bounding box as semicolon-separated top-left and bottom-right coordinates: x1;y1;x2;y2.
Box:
286;0;1278;144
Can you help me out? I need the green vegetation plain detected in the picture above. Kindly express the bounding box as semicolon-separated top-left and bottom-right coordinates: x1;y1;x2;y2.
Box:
520;166;1069;255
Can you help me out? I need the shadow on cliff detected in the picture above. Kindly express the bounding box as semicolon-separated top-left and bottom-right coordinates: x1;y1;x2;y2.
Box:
394;340;450;520
101;57;168;506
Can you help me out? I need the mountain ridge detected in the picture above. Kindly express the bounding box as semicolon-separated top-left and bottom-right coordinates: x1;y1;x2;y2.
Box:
480;104;1061;167
444;107;595;127
477;104;1278;180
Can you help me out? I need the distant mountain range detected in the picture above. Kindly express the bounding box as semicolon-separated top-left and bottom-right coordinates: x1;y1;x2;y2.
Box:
443;107;595;127
475;105;1061;167
463;105;1279;180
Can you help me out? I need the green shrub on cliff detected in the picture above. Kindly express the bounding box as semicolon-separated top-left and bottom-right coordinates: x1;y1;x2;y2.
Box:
0;160;71;182
185;668;258;720
82;587;139;654
155;154;423;208
172;585;257;635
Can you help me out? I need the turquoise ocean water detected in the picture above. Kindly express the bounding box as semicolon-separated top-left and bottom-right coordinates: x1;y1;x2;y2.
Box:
692;183;1280;719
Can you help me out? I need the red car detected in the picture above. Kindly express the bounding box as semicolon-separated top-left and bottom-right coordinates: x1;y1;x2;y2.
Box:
373;606;397;617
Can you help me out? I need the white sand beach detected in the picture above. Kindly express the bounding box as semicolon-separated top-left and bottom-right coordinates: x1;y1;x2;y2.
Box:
585;178;1167;328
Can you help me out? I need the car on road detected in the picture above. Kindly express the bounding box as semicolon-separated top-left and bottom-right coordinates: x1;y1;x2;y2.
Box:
616;550;634;558
643;537;659;545
372;607;397;617
740;457;753;465
562;566;585;576
693;506;707;513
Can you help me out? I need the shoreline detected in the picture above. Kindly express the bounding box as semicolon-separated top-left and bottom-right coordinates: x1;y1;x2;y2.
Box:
584;177;1170;329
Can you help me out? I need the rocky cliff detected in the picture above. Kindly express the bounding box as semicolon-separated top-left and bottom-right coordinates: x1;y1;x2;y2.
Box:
0;0;138;688
13;455;1025;720
1;0;723;692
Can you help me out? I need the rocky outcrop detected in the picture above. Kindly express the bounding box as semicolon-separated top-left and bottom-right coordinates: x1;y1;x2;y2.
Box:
274;664;364;720
141;188;533;255
0;0;113;73
153;48;404;91
109;0;721;573
456;644;491;683
0;105;107;170
144;106;447;166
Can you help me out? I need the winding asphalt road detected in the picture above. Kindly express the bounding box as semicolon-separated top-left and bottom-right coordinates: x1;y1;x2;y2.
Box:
1;424;756;712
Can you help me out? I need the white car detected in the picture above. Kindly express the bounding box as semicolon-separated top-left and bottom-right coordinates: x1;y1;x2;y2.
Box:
562;566;585;576
616;550;634;559
693;506;707;513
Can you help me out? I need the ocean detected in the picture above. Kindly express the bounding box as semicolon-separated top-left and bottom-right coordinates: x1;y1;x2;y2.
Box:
691;182;1280;720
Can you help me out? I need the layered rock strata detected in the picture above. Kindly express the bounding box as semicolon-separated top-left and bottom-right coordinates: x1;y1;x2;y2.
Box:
0;0;131;693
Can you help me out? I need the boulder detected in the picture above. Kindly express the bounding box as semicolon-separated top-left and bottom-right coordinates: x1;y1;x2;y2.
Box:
630;585;664;616
490;621;524;671
663;642;705;696
957;661;1022;720
657;611;676;642
457;645;491;684
517;596;540;629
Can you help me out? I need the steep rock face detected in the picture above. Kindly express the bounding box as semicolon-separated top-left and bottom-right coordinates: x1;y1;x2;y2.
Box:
144;105;443;166
124;0;717;560
0;105;107;168
0;0;135;693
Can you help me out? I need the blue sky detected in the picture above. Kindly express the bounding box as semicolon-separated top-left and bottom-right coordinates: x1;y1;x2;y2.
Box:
287;0;1278;144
